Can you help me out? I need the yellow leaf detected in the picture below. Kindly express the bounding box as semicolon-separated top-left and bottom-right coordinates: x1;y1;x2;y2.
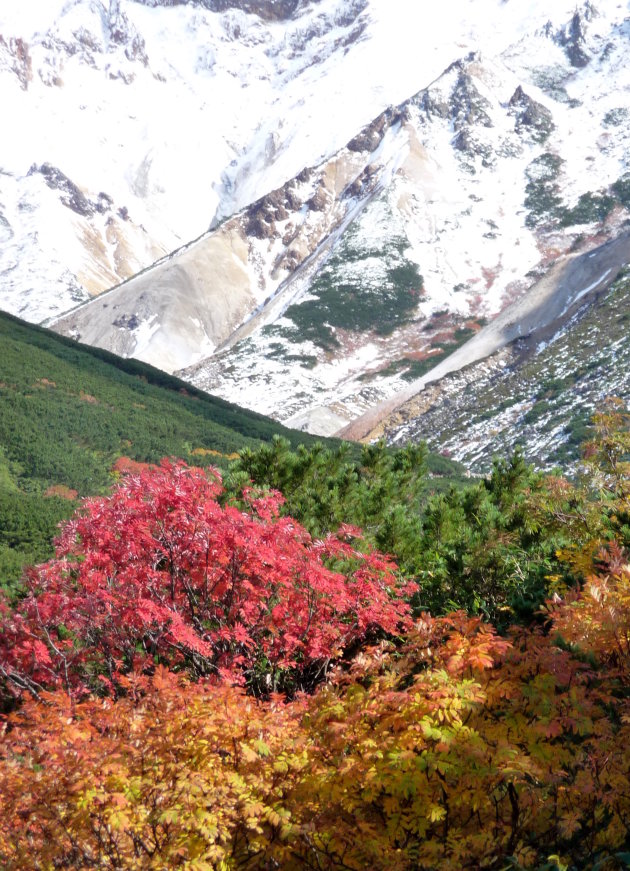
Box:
428;805;446;823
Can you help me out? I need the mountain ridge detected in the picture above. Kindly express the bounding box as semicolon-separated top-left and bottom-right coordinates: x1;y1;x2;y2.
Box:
1;0;629;463
46;2;630;443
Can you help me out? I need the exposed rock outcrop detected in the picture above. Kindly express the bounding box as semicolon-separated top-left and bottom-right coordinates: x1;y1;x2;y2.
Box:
555;5;597;68
108;0;148;64
420;56;491;124
138;0;305;20
347;108;397;153
28;164;117;220
246;183;303;239
0;36;33;89
207;0;302;19
508;85;554;142
307;186;328;212
451;70;493;130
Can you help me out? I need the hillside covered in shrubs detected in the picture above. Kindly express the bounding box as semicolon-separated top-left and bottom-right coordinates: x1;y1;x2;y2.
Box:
0;399;629;868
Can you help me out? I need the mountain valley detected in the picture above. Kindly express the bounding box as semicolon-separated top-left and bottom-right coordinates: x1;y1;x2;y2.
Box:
3;7;630;865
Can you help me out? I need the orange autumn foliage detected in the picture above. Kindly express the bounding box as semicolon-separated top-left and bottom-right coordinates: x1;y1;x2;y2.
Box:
297;607;630;869
1;592;630;869
0;669;308;869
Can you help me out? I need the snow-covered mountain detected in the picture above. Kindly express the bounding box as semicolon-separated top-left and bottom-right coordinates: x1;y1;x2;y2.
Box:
2;0;630;455
1;0;541;321
1;0;372;319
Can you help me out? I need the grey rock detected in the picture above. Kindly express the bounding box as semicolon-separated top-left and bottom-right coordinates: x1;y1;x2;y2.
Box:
29;163;93;217
136;0;305;20
509;85;554;142
556;9;592;68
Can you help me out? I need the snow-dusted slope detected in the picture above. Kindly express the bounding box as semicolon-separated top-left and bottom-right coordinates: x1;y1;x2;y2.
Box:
374;259;630;473
193;1;630;435
51;2;630;434
0;0;598;322
51;135;386;370
2;0;630;444
0;0;367;319
340;229;630;442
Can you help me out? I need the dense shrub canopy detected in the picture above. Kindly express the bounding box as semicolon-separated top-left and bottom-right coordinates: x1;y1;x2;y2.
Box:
0;402;630;869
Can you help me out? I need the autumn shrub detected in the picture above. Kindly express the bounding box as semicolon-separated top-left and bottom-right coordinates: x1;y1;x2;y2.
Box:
294;603;630;869
0;459;415;703
1;591;629;869
1;404;630;869
0;668;309;870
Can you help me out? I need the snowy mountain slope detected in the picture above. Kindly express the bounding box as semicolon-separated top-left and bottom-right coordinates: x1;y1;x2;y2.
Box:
341;228;630;442
3;0;630;449
375;261;630;473
50;103;405;370
209;2;630;436
92;0;629;437
1;0;376;321
0;0;600;324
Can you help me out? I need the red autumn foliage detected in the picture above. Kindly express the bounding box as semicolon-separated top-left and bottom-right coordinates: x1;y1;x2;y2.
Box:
0;460;414;701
